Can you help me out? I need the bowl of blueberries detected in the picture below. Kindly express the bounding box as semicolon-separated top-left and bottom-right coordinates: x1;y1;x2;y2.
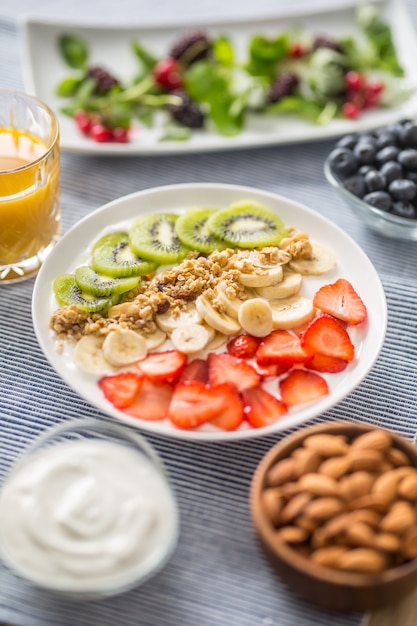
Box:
324;119;417;241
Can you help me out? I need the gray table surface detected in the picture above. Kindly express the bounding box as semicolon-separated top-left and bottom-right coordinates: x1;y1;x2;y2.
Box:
1;1;417;625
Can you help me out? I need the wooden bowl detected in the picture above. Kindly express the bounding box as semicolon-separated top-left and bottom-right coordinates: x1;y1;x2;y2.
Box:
250;421;417;612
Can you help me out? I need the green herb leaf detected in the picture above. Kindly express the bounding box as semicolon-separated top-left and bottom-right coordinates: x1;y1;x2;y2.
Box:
355;4;404;76
55;76;84;97
58;34;89;70
131;41;158;72
267;95;333;124
246;34;289;78
160;124;192;142
213;36;234;66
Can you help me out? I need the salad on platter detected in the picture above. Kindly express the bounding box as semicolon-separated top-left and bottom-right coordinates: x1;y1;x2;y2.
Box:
48;199;368;434
54;3;412;144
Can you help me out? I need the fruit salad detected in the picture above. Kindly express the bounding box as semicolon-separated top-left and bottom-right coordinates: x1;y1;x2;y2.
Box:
54;4;409;143
49;200;368;433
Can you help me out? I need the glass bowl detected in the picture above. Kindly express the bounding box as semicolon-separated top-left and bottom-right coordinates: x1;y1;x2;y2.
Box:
0;418;179;599
324;156;417;241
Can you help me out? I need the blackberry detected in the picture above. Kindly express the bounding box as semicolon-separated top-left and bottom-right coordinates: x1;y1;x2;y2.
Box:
267;72;299;104
311;35;344;54
167;91;205;128
86;66;119;94
169;30;211;67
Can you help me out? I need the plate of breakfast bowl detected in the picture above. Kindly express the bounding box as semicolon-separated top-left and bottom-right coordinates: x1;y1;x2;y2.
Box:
32;182;387;441
20;0;417;155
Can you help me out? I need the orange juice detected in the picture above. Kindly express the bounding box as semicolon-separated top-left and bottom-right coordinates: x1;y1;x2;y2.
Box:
0;126;60;282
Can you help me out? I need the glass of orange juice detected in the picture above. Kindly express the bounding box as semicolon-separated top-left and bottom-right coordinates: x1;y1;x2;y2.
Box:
0;89;60;284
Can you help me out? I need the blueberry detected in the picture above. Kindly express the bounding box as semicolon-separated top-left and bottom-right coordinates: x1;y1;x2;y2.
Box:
359;165;376;176
405;171;417;184
336;134;358;150
379;160;403;184
375;145;401;165
391;201;417;219
363;191;392;212
399;123;417;147
353;141;377;165
364;170;387;192
388;179;417;201
328;148;358;178
375;131;398;150
398;149;417;171
343;174;366;197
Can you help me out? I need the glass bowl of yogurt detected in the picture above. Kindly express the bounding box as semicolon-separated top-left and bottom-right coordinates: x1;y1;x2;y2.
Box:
0;418;179;599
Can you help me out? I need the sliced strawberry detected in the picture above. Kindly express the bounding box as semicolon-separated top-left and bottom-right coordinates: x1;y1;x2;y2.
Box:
98;371;144;409
227;334;261;359
168;381;228;429
256;330;308;367
207;352;261;392
252;361;292;379
301;314;355;361
209;384;244;431
137;350;187;383
305;352;348;374
241;387;287;428
125;377;173;420
279;369;329;406
313;278;367;325
179;358;209;384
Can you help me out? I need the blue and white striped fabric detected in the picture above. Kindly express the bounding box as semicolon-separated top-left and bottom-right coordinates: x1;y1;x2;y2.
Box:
1;1;417;624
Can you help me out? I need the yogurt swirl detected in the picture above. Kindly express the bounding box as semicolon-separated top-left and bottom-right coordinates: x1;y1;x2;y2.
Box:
0;439;178;595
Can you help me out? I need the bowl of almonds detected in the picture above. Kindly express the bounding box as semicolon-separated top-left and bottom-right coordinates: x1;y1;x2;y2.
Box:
250;421;417;612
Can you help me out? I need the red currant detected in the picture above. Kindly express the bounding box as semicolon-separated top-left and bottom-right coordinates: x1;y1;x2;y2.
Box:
344;71;365;92
74;110;91;135
153;58;183;91
89;123;113;143
289;42;305;58
342;101;360;119
367;80;384;96
112;127;130;143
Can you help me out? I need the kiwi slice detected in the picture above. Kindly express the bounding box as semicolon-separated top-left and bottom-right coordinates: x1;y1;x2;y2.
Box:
129;213;190;264
175;207;229;253
206;201;287;248
91;232;158;278
53;274;114;313
74;266;141;297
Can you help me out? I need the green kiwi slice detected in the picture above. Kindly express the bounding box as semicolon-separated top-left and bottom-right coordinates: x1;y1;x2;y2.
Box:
175;207;229;253
53;274;114;313
91;232;158;278
206;201;287;248
129;213;190;264
74;266;141;297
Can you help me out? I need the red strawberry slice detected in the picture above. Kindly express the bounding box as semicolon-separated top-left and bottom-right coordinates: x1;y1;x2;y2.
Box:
179;358;209;384
252;361;291;379
209;384;244;431
305;352;348;374
301;314;355;361
227;334;261;359
313;278;367;325
241;387;287;428
137;349;187;383
207;352;260;392
279;369;329;406
125;377;174;420
168;381;228;429
98;371;144;409
256;330;308;366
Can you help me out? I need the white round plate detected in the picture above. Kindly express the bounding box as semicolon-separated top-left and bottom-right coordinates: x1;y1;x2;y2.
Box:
32;183;387;441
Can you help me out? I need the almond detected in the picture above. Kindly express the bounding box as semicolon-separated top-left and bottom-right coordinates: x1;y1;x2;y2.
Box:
346;448;384;473
292;448;322;475
372;471;400;505
351;429;392;452
397;473;417;501
337;548;388;574
345;522;375;548
402;526;417;559
310;545;349;568
297;473;338;498
304;497;345;521
261;488;285;525
267;458;297;487
349;509;381;529
348;493;390;514
380;502;416;534
374;532;401;554
303;434;349;457
322;512;352;538
318;456;350;480
274;526;309;544
281;492;312;524
387;447;411;468
295;514;320;533
339;471;374;502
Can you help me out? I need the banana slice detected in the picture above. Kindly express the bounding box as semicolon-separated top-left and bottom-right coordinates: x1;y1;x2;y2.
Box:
196;293;241;336
156;302;202;333
215;281;256;319
289;242;336;276
204;331;228;351
102;329;148;367
238;297;273;338
239;264;283;288
171;323;211;354
255;270;303;300
138;327;167;351
270;295;314;330
73;335;114;375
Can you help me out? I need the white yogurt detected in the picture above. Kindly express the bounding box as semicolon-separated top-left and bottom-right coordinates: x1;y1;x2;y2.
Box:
0;438;178;596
